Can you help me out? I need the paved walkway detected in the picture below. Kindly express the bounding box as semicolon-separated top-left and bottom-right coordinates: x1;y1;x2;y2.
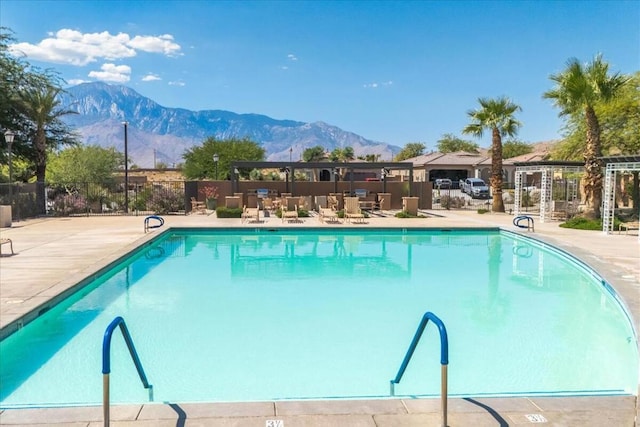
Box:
0;211;638;426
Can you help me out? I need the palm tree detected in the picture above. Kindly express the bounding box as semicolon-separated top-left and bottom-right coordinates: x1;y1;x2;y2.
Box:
463;97;522;213
543;54;629;218
302;146;327;181
18;86;76;213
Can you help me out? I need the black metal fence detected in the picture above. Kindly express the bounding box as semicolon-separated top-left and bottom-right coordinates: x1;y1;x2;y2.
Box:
0;181;186;221
430;184;540;214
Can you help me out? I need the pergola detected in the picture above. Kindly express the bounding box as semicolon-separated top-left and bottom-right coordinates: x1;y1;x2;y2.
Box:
513;161;583;223
601;155;640;235
229;161;414;195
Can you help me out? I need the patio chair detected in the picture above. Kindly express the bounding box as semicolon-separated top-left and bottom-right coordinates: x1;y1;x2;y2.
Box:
190;197;206;214
344;197;365;224
281;204;299;223
618;221;639;235
241;205;260;223
0;238;14;256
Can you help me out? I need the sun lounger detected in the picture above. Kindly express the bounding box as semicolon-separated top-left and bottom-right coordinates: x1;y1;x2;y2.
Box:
281;204;299;222
344;197;365;224
319;207;340;223
241;205;260;223
618;221;639;235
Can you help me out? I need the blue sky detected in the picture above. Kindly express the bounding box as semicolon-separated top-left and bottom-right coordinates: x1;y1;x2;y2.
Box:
2;0;639;151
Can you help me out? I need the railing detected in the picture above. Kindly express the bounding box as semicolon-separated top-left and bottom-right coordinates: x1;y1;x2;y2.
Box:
144;215;165;233
102;316;153;427
390;311;449;427
513;215;535;232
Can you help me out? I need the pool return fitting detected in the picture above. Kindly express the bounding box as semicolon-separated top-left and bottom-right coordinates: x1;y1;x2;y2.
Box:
102;316;153;427
390;311;449;427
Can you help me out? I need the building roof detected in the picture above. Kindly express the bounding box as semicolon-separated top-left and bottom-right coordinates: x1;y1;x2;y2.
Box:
408;151;489;167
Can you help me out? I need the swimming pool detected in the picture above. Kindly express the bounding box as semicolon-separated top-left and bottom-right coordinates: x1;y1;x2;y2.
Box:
0;228;637;407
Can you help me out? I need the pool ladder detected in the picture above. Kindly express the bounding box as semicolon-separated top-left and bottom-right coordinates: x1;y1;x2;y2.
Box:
102;316;153;427
390;311;449;427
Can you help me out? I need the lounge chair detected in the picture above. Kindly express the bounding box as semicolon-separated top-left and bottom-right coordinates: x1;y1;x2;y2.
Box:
190;197;206;214
262;197;274;213
327;195;339;211
241;205;260;223
619;221;639;235
281;204;299;223
344;197;365;224
319;207;340;223
0;238;14;255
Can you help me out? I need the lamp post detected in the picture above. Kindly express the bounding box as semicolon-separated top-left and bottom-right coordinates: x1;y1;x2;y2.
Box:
213;153;219;179
289;147;293;162
122;121;129;214
4;130;14;203
381;168;388;193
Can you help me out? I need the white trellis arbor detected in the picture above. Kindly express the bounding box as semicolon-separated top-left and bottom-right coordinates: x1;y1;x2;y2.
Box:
601;155;640;235
513;161;583;223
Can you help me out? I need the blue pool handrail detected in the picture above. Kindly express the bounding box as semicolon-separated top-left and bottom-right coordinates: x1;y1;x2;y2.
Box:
144;215;164;233
390;311;448;427
102;316;153;426
513;215;534;232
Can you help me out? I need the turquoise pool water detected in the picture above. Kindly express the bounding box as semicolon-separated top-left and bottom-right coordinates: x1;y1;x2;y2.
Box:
0;229;637;407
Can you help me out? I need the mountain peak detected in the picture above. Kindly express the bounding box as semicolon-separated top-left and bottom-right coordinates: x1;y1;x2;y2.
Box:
59;82;400;167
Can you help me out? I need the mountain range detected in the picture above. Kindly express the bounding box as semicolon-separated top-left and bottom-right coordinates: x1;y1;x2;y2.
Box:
58;82;401;168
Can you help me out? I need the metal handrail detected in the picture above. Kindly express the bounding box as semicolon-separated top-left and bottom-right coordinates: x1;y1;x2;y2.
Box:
513;215;535;232
102;316;153;426
144;215;164;233
390;311;448;427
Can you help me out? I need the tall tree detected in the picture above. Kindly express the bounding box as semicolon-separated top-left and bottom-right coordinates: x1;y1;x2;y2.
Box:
499;139;534;159
1;28;69;178
463;97;522;213
436;134;479;153
182;137;265;180
329;147;355;162
17;85;77;212
302;146;327;181
302;146;326;162
47;145;123;184
394;142;426;161
543;54;629;218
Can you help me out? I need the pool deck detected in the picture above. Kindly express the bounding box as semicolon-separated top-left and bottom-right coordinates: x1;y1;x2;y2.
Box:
1;210;638;426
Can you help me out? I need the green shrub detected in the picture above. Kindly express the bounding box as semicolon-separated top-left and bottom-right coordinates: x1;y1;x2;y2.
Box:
215;206;243;218
477;208;489;214
559;216;621;230
441;195;466;209
395;210;425;218
148;187;184;214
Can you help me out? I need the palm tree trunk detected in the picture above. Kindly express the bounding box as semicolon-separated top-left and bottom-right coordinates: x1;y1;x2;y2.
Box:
490;127;505;212
34;127;47;215
582;106;603;219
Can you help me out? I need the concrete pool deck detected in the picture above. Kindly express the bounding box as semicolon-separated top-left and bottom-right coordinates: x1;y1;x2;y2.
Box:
0;211;638;426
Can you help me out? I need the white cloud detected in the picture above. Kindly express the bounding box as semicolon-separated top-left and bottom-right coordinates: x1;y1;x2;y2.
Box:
68;78;89;85
363;80;393;89
142;73;161;82
287;53;298;61
280;65;289;70
88;63;131;83
168;80;185;86
8;29;182;66
129;34;181;56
